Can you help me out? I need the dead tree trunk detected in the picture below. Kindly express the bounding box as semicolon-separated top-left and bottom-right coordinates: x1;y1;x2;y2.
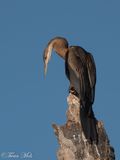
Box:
52;93;115;160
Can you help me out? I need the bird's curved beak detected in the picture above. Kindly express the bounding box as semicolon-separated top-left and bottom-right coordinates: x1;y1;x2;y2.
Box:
43;45;52;77
44;61;48;77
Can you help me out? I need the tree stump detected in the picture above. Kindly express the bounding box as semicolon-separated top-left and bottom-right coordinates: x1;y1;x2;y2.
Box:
52;93;115;160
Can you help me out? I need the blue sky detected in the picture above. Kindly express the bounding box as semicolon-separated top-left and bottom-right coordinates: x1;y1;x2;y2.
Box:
0;0;120;159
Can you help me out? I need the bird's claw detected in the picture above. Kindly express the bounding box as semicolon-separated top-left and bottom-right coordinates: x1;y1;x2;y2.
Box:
69;87;79;97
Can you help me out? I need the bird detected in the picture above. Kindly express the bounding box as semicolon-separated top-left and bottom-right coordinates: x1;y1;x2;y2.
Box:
43;37;98;143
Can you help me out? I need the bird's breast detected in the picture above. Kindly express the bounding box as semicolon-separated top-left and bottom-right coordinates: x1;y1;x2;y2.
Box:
69;67;80;94
68;53;80;94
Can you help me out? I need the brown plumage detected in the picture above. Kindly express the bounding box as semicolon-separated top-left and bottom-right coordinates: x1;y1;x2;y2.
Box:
43;37;98;143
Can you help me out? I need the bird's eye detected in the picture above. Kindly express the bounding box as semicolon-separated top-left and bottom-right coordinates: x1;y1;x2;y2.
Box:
44;56;47;60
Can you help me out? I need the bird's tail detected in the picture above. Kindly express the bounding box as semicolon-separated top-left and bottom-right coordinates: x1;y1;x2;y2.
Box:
80;103;98;143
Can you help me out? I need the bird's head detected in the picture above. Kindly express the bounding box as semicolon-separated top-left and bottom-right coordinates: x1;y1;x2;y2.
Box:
43;44;53;76
43;37;68;76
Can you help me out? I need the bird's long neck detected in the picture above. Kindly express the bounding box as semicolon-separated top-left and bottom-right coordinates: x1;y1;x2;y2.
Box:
47;37;69;59
54;47;68;59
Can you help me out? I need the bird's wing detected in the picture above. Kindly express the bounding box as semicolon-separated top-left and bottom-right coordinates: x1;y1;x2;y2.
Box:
86;52;96;103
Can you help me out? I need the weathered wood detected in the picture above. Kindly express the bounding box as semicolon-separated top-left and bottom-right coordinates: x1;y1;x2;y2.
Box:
52;93;115;160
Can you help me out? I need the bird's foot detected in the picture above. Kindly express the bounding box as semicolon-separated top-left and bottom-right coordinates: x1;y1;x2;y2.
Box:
69;87;79;97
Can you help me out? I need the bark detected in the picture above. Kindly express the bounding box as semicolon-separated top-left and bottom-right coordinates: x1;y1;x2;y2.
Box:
52;93;115;160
